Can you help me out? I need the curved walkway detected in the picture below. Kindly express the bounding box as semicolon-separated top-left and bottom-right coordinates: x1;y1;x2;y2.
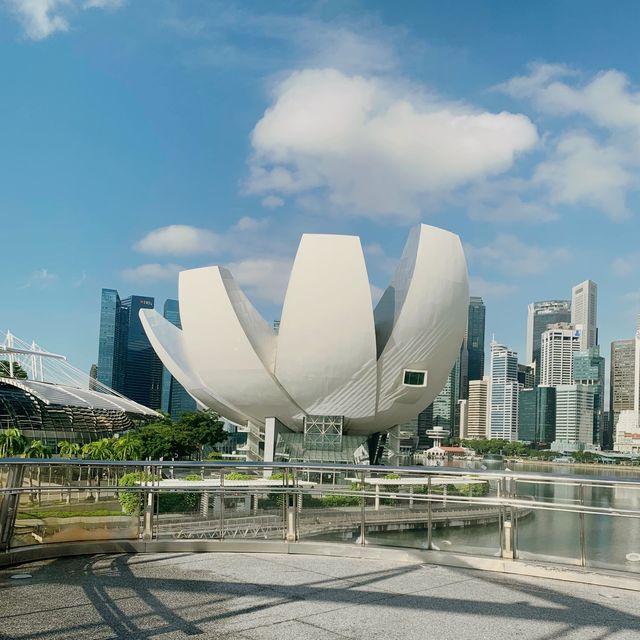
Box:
1;552;639;640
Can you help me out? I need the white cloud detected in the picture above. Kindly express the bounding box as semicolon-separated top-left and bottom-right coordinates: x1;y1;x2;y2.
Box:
499;64;640;130
226;258;293;304
465;234;570;276
612;254;640;276
468;276;517;299
19;267;58;289
247;68;538;220
261;195;284;209
121;263;184;282
533;132;633;219
231;216;270;232
7;0;70;40
466;179;558;223
135;225;221;256
6;0;124;40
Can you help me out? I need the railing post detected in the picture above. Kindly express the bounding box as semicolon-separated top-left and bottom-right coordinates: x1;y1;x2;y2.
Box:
497;476;504;558
285;469;297;542
501;475;514;559
142;466;154;541
360;471;366;546
579;483;586;568
219;471;225;541
0;464;25;552
427;475;432;550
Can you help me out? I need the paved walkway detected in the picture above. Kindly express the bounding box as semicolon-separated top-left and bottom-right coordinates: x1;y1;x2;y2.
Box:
1;552;639;639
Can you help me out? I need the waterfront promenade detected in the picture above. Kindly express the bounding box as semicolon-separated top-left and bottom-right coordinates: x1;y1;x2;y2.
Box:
2;552;639;640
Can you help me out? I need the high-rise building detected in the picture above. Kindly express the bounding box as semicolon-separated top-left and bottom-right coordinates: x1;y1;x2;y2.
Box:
526;300;571;384
571;280;598;350
465;378;489;439
554;384;595;447
467;297;486;383
613;319;640;454
489;341;519;441
161;300;197;419
517;363;535;389
121;295;162;410
97;288;128;392
89;363;98;391
610;339;636;442
573;346;605;446
518;386;556;445
540;323;582;386
97;289;162;410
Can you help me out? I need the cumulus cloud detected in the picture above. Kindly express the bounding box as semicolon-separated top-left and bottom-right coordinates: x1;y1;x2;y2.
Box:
533;132;633;219
226;258;293;304
231;216;270;232
612;254;640;276
121;263;184;282
465;234;570;276
468;276;517;299
247;68;538;220
135;225;221;256
6;0;124;40
498;63;640;219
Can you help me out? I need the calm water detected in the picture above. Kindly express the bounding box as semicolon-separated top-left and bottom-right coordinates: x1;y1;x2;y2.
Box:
321;461;640;572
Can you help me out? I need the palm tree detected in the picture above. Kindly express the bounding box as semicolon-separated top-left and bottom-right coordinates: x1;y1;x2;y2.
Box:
58;441;81;503
24;440;52;506
82;438;116;502
114;435;143;461
0;428;27;457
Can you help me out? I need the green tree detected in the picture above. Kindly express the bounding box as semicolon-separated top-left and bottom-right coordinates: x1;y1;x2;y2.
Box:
0;427;27;457
24;440;52;506
113;434;144;461
0;360;28;379
178;411;227;460
58;440;81;458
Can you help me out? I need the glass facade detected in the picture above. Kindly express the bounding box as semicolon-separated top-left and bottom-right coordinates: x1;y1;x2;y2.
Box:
467;297;486;383
518;386;556;445
96;289;128;392
528;301;571;385
573;347;605;446
489;342;519;441
161;299;197;419
0;381;154;446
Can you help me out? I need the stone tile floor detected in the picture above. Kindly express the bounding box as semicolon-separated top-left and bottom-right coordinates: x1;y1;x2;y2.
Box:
1;552;639;639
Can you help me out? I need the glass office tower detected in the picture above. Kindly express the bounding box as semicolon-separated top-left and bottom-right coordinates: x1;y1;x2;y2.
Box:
98;290;162;410
97;288;128;393
467;297;486;383
161;299;197;419
573;346;605;446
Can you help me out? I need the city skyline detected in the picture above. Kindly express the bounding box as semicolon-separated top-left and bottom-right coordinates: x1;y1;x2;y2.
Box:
3;1;640;377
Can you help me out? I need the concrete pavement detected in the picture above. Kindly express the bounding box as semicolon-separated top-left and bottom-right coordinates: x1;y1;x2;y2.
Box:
1;552;639;639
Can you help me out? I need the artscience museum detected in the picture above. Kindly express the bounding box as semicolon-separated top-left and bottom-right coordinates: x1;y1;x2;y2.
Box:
140;224;469;463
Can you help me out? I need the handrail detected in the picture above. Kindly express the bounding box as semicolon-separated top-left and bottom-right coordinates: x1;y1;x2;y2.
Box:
2;459;640;577
2;457;640;486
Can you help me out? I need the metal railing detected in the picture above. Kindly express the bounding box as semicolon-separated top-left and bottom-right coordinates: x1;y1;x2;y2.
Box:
1;459;639;575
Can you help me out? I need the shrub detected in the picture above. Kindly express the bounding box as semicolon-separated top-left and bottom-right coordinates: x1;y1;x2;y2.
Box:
183;474;202;481
224;472;256;480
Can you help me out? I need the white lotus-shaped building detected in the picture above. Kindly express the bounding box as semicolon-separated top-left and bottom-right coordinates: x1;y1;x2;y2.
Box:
140;224;468;442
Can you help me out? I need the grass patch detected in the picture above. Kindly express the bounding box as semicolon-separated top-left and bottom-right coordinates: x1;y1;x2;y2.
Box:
17;509;124;519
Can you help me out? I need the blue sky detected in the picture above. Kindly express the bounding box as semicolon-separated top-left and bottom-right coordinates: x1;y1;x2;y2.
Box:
2;0;640;375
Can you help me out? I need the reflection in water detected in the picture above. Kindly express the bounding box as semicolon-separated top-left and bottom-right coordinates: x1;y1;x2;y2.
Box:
321;461;640;572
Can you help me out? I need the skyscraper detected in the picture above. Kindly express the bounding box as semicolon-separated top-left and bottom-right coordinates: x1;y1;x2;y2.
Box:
554;384;595;447
121;295;162;410
467;297;486;383
540;323;582;386
97;288;128;392
161;299;197;419
97;289;162;410
465;378;489;439
610;339;636;442
489;340;519;441
518;386;556;445
571;280;598;350
573;346;605;446
526;300;571;384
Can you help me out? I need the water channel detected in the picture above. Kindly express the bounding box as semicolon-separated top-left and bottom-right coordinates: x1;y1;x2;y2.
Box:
318;461;640;573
